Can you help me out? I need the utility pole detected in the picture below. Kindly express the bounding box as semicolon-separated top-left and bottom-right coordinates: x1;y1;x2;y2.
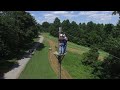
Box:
58;27;62;79
54;27;66;79
58;55;62;79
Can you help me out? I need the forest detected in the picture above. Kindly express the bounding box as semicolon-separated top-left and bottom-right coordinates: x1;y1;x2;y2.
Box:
40;12;120;79
0;11;40;60
0;11;120;79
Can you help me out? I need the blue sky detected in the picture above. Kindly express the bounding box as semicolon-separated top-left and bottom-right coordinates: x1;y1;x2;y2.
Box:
27;11;119;25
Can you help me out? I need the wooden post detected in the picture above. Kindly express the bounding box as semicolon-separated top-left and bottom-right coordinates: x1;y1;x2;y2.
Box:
53;27;65;79
59;27;62;33
58;55;61;79
58;27;62;79
58;27;62;53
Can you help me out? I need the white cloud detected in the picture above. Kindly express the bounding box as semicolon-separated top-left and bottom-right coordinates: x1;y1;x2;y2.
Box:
70;11;74;14
52;11;78;19
42;11;113;23
28;11;118;25
31;13;35;16
88;13;112;21
36;19;41;23
43;13;58;23
79;11;99;15
42;11;77;23
63;14;78;18
79;11;113;22
52;11;68;14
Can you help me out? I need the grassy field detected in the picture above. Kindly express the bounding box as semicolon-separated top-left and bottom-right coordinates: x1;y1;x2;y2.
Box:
19;39;57;79
43;33;109;60
43;33;110;79
18;33;109;79
62;51;97;79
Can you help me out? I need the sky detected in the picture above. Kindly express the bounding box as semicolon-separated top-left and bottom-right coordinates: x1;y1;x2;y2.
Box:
27;11;119;25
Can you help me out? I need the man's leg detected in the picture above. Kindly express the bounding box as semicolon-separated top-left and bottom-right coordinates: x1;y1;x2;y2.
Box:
59;45;62;54
64;44;66;53
61;44;64;54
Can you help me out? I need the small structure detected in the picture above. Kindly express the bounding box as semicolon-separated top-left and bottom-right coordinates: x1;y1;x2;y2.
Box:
54;51;66;79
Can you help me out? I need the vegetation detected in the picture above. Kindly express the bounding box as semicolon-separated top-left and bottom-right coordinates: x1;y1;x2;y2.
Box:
1;11;120;79
0;11;41;77
62;51;97;79
43;33;108;60
41;12;120;79
19;40;57;79
0;11;40;60
43;33;109;79
82;47;99;66
112;11;120;18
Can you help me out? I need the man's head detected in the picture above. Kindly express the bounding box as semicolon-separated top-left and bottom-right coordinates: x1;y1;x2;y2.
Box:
60;34;63;37
63;34;66;37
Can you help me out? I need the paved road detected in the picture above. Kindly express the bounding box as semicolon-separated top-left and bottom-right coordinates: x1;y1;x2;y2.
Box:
3;35;44;79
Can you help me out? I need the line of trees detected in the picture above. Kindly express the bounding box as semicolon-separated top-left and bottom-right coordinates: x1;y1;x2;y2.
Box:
41;13;120;79
41;17;120;59
0;11;40;60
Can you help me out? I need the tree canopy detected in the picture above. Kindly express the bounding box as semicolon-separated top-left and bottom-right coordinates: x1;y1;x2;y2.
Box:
0;11;40;60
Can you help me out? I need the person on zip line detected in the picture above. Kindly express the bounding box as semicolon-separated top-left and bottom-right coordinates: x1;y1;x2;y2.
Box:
58;33;64;55
63;34;68;53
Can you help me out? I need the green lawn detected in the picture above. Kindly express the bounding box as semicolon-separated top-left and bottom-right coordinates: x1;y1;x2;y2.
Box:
41;33;109;79
19;40;57;79
43;33;109;60
62;51;98;79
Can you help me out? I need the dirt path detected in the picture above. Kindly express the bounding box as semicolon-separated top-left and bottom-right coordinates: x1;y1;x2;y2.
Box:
47;39;72;79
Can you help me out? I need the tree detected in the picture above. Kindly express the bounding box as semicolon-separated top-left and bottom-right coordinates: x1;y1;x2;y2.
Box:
86;21;95;32
82;47;99;66
81;23;86;31
54;17;61;27
112;11;120;18
49;24;57;37
50;17;61;37
103;35;120;58
100;55;120;79
42;21;50;32
0;11;39;60
104;24;114;34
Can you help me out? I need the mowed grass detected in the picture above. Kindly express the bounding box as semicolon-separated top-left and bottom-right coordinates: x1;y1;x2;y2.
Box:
42;33;109;79
19;40;57;79
43;33;109;60
62;51;98;79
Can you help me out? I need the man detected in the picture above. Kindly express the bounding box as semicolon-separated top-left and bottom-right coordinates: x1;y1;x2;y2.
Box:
58;34;64;55
63;34;68;53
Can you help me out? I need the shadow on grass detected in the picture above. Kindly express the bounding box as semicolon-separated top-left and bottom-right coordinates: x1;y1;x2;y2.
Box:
16;40;45;59
36;43;45;51
0;41;45;79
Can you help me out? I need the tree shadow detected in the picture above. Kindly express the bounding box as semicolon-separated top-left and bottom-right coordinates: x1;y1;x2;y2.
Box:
0;38;45;79
20;42;45;58
36;43;45;51
16;40;45;59
0;60;19;79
